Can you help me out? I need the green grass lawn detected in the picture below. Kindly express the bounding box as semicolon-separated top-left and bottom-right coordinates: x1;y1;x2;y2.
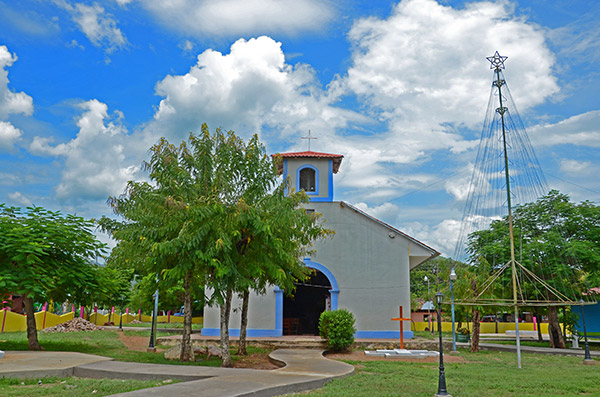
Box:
0;330;261;367
483;339;600;351
302;350;599;396
0;376;176;397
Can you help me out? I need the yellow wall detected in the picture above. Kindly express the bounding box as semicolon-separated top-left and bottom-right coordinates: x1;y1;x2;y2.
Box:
411;321;565;334
1;310;27;332
0;309;202;332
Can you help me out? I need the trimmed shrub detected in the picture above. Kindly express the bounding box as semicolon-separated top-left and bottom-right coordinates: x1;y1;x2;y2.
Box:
319;309;356;351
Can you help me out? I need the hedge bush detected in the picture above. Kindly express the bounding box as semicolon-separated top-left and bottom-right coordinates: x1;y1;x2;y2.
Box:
319;309;356;351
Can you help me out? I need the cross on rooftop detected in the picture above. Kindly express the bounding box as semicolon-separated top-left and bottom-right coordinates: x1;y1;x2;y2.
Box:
301;130;317;151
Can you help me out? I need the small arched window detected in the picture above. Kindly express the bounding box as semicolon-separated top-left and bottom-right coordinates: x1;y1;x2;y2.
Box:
299;167;316;192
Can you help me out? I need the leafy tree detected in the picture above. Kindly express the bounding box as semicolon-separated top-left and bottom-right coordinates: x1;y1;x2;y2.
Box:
228;182;331;356
452;258;497;352
128;273;202;315
198;132;330;364
102;125;329;366
0;205;105;350
466;190;600;348
102;128;224;362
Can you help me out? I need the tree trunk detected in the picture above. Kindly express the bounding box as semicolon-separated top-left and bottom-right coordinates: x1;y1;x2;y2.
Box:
220;288;233;367
535;308;543;342
180;269;194;361
237;289;250;356
548;306;565;348
24;296;42;351
470;309;480;353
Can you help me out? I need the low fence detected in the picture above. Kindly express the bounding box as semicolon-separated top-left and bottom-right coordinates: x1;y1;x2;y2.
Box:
0;308;202;333
411;321;566;334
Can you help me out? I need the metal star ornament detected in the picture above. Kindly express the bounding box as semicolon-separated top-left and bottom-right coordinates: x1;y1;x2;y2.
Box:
487;51;508;70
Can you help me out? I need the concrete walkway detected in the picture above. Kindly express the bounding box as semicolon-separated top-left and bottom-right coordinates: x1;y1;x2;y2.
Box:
0;349;354;397
0;351;113;378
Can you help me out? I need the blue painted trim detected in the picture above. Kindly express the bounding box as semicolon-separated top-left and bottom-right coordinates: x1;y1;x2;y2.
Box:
201;328;282;337
274;286;283;335
354;330;414;339
330;290;339;310
300;160;333;202
303;257;339;297
296;164;319;196
276;258;340;330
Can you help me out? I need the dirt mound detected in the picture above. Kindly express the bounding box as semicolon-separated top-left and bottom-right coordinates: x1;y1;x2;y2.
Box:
40;318;100;333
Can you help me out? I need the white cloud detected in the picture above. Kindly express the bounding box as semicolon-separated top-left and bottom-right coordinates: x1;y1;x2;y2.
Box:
0;45;32;152
0;46;34;118
138;0;334;38
529;111;600;147
55;1;127;53
0;121;23;150
147;36;365;146
560;158;592;174
30;99;139;202
179;40;194;52
444;168;474;202
115;0;134;6
548;9;600;65
8;192;32;207
0;171;18;185
346;0;557;127
353;200;464;257
408;218;464;257
313;0;559;202
353;201;400;222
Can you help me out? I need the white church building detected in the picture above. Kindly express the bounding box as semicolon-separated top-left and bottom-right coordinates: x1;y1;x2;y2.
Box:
202;150;439;339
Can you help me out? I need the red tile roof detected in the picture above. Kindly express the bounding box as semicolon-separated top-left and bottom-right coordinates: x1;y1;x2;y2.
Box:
275;150;343;159
272;151;344;174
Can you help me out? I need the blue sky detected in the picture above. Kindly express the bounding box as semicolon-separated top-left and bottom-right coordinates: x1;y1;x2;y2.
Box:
0;0;599;255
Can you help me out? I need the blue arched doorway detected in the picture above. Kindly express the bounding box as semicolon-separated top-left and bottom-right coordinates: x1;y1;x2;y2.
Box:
275;258;339;335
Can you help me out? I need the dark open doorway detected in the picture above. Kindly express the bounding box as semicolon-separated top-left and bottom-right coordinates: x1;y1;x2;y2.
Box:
283;269;331;335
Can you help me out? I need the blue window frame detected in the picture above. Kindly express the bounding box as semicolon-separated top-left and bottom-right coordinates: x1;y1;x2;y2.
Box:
296;165;319;195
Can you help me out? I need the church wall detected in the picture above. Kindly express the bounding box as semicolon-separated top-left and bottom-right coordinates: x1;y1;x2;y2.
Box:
201;287;279;337
202;200;417;339
309;201;413;338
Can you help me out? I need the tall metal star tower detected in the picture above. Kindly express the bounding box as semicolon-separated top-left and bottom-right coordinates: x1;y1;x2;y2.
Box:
453;52;593;368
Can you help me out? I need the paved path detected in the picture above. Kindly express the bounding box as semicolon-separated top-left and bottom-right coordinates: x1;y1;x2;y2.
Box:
0;349;354;397
0;351;113;378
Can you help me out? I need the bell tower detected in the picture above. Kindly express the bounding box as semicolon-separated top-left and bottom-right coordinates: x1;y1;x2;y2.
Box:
274;150;343;202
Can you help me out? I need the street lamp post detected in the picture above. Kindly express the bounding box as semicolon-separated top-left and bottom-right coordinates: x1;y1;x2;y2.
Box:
148;275;159;352
435;292;450;396
449;268;457;352
118;296;124;331
424;275;432;334
580;300;594;365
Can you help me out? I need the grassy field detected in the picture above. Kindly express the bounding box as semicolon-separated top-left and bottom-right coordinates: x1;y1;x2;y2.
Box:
485;339;600;350
1;331;598;396
0;376;176;397
0;330;260;366
0;330;268;396
301;350;599;396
